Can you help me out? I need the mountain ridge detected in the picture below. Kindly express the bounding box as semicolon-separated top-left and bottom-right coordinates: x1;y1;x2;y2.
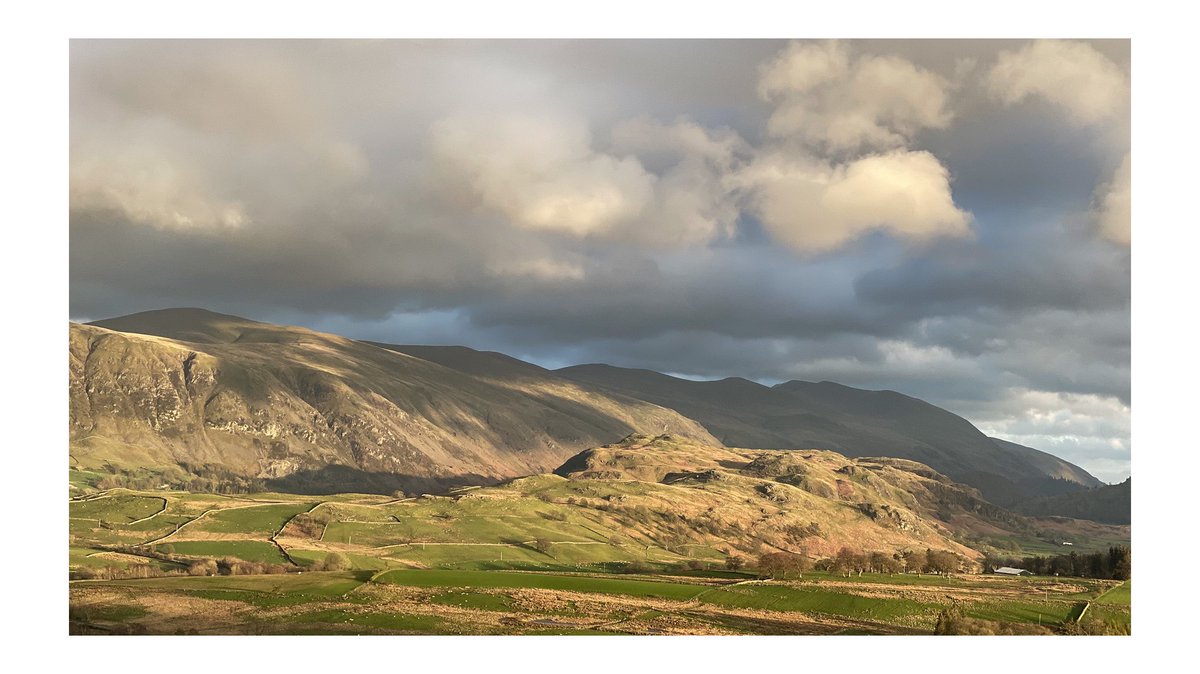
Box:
73;308;1106;516
71;310;720;493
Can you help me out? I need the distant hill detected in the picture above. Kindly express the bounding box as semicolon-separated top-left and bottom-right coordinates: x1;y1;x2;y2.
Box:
556;364;1102;505
1011;478;1131;525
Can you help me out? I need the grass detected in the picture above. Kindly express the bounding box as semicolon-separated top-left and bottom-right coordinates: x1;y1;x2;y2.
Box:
965;599;1076;626
196;503;316;534
375;568;708;601
700;584;932;622
71;603;147;623
166;540;288;564
289;609;444;633
427;590;514;612
288;549;392;571
1095;581;1131;605
1084;604;1131;634
71;493;165;524
104;571;366;608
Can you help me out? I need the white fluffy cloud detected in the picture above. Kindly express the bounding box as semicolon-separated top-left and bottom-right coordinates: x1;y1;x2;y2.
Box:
988;40;1129;127
741;41;970;253
741;149;971;253
1093;153;1131;246
759;40;952;153
429;112;656;238
429;112;745;247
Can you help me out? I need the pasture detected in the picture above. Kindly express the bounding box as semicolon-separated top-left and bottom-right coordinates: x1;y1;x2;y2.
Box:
68;485;1129;635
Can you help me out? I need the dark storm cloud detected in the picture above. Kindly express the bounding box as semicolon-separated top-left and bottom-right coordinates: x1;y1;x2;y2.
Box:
69;39;1131;481
853;227;1130;318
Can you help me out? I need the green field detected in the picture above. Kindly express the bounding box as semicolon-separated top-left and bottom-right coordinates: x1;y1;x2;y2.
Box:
1096;581;1131;605
376;568;709;601
166;540;289;564
197;503;316;535
69;484;1129;635
71;493;165;524
701;583;931;622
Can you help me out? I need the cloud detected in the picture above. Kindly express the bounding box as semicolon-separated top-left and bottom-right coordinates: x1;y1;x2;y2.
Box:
609;116;747;244
428;112;744;247
967;389;1130;482
986;41;1130;248
987;40;1129;127
741;149;971;252
70;145;250;231
759;40;953;153
68;40;1130;481
741;41;970;253
428;112;655;238
1092;153;1131;246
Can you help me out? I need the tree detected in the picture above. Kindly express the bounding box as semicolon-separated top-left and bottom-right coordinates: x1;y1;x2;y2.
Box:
322;552;351;571
903;549;927;574
926;549;961;575
757;552;811;579
533;538;553;555
833;547;865;577
725;555;746;571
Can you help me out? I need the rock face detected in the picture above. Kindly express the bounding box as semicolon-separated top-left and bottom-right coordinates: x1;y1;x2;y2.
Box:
70;309;719;492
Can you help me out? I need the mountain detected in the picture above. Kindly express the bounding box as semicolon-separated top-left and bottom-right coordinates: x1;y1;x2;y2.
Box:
556;364;1102;505
70;309;719;493
71;308;1108;520
1011;478;1131;525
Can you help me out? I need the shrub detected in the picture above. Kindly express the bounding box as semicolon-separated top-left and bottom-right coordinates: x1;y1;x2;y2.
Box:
321;552;352;571
188;560;218;576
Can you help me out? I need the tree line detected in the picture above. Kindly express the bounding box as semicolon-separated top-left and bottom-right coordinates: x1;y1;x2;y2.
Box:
737;546;971;578
983;546;1130;580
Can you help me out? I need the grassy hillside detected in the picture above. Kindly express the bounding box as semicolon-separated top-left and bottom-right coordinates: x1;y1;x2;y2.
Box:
70;435;1127;579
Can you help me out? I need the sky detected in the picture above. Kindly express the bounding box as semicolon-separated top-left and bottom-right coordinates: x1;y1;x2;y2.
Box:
68;39;1131;482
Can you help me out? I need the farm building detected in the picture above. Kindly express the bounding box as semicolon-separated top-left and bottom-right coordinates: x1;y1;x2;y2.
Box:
993;566;1031;576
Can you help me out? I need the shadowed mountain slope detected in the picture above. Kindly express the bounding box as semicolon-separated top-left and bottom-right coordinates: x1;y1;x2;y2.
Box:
1012;478;1131;525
